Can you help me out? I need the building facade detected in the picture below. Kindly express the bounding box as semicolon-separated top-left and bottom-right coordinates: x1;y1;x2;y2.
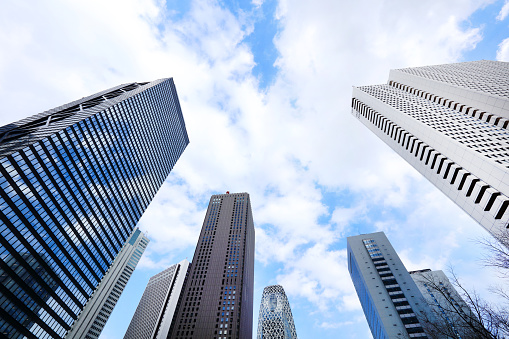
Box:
0;78;188;338
66;228;149;339
347;232;429;338
169;192;255;339
0;252;58;339
124;259;190;339
256;285;298;339
351;60;509;238
410;269;475;338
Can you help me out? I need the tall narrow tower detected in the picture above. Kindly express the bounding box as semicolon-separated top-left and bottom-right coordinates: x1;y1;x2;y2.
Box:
66;228;150;339
347;232;429;338
169;192;255;339
351;60;509;238
0;78;188;339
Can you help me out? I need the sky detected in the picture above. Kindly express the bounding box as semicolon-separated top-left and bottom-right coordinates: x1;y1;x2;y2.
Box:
1;0;509;338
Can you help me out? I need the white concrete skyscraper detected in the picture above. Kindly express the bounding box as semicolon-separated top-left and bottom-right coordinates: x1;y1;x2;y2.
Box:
351;60;509;238
66;228;149;339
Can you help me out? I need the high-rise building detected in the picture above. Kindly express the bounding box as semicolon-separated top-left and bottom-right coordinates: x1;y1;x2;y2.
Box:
0;78;188;339
66;228;149;339
256;285;298;339
169;192;255;339
347;232;430;338
409;269;475;338
351;60;509;238
0;252;58;339
124;259;190;339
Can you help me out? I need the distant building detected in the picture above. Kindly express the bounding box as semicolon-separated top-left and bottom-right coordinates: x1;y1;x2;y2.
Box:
124;259;190;339
0;78;188;338
256;285;298;339
347;232;430;338
352;61;509;239
66;228;149;339
169;192;255;339
410;269;474;338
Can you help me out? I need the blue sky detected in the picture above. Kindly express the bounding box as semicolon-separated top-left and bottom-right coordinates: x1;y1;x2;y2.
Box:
1;0;509;338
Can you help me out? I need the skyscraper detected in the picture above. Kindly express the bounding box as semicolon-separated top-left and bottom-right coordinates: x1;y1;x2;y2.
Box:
0;252;58;339
409;269;474;338
351;60;509;238
169;192;255;339
0;78;188;338
124;259;190;339
66;228;150;339
256;285;298;339
347;232;430;338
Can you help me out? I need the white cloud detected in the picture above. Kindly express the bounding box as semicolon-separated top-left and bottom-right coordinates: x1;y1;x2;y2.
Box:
319;320;355;329
252;0;264;8
497;0;509;20
496;37;509;61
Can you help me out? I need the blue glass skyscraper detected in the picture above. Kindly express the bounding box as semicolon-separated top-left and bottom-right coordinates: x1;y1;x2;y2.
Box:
0;78;188;338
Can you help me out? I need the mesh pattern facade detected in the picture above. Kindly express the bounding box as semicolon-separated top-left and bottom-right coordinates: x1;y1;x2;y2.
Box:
0;78;188;338
357;84;509;167
169;193;255;339
256;285;298;339
352;61;509;238
393;60;509;98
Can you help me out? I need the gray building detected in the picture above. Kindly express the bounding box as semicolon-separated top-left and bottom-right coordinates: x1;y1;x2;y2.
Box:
257;285;298;339
124;259;190;339
410;269;474;338
0;78;188;338
66;228;149;339
351;60;509;239
169;192;255;339
347;232;429;338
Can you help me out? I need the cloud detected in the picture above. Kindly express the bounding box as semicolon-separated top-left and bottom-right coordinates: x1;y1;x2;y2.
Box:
497;0;509;21
496;37;509;61
319;320;355;329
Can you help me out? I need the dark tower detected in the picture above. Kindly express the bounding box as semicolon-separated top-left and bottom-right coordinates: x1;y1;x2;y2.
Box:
0;78;188;338
169;192;255;339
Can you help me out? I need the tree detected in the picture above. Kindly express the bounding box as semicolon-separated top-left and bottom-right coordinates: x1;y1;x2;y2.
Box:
411;230;509;339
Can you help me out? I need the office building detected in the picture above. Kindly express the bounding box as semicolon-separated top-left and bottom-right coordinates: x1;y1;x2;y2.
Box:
124;259;190;339
66;228;149;339
169;192;255;339
351;60;509;238
0;78;188;338
256;284;298;339
410;269;475;338
0;252;58;339
347;232;430;338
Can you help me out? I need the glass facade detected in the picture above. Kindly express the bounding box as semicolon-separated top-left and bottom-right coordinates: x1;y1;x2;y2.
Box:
256;285;298;339
347;232;429;339
0;78;189;338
